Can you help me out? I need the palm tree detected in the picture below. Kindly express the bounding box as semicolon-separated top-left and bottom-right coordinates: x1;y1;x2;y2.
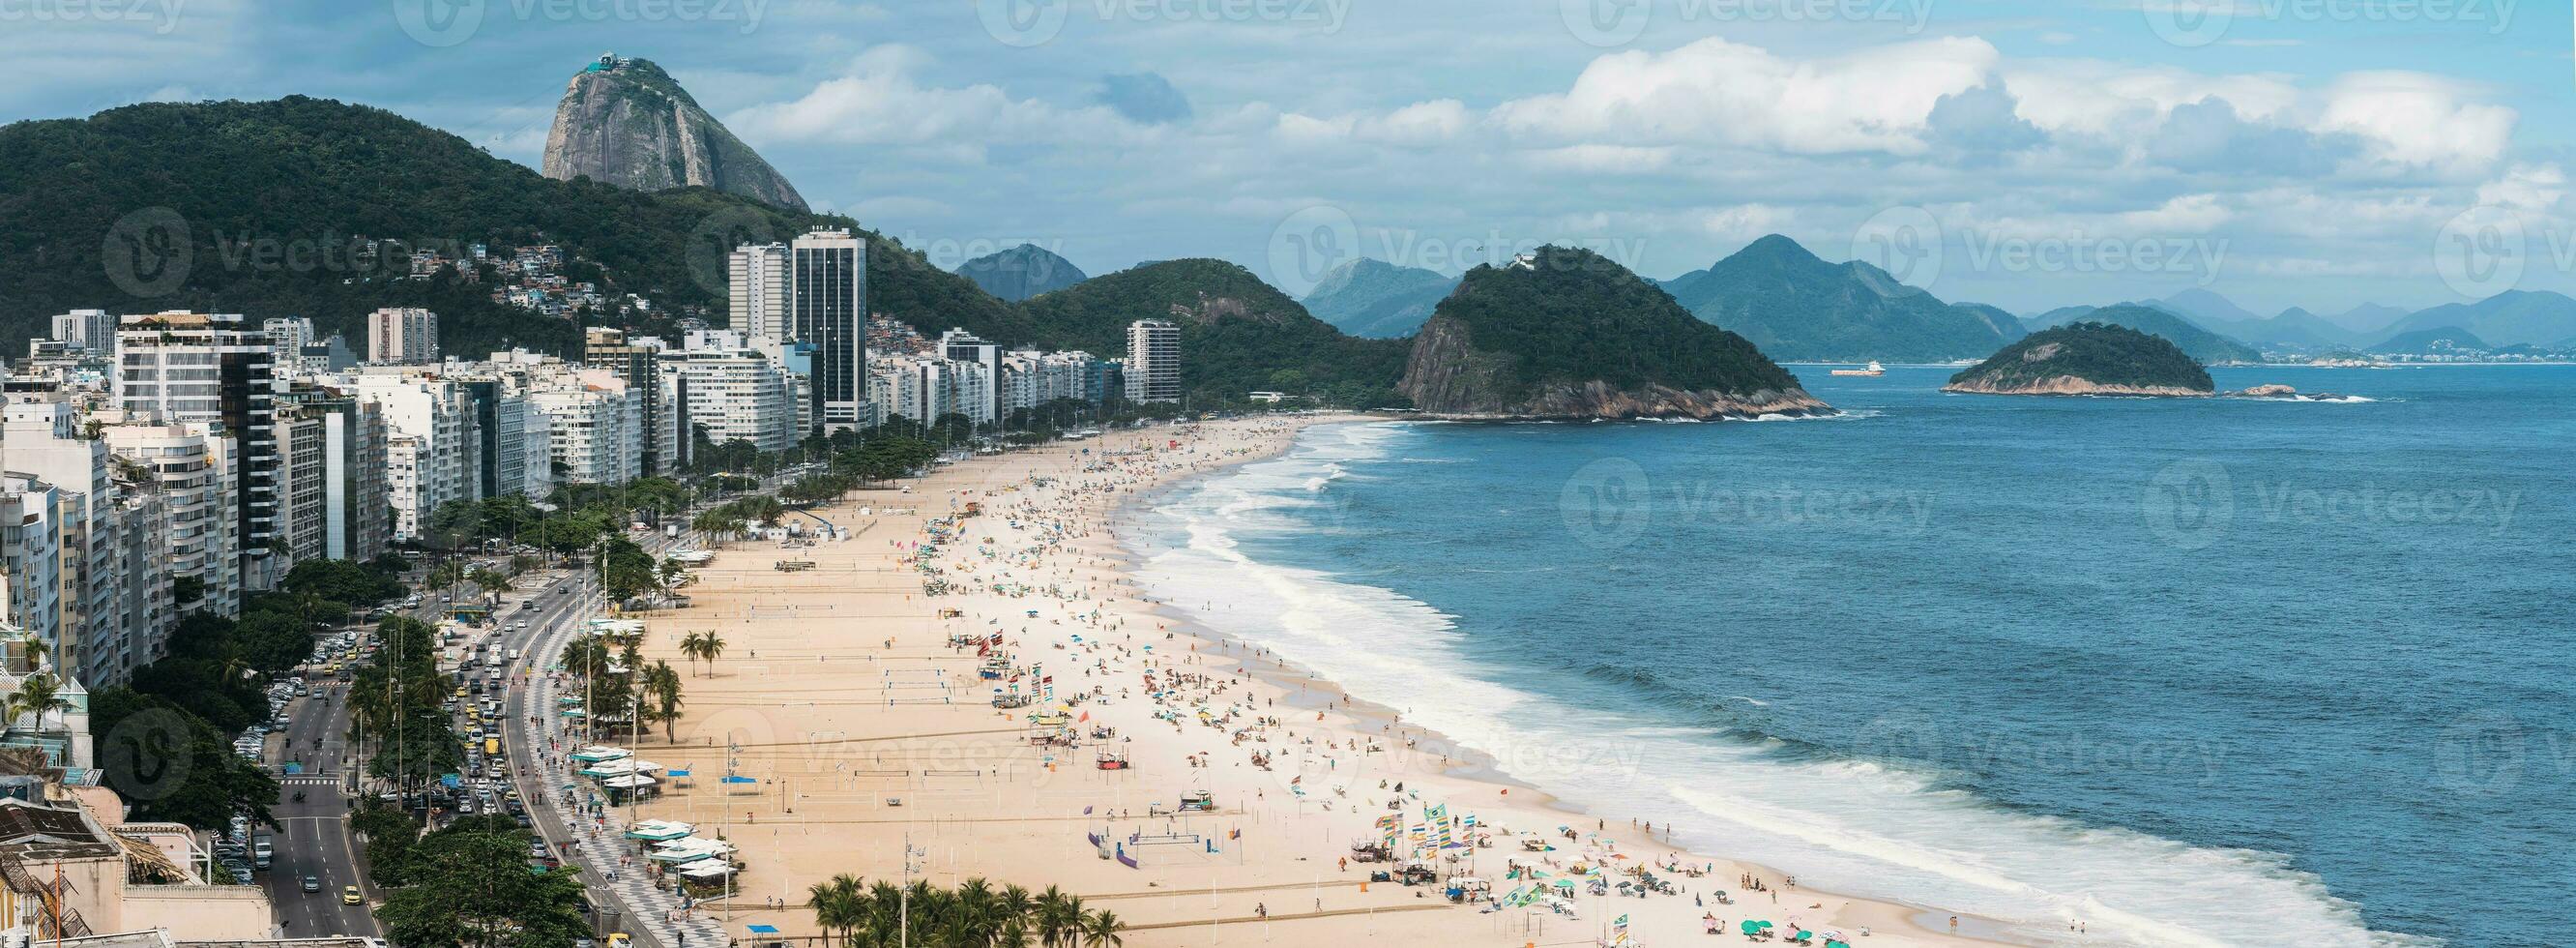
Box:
6;672;69;731
467;567;512;602
808;874;864;947
643;661;684;743
679;632;707;677
698;632;726;677
996;920;1033;948
1080;910;1125;948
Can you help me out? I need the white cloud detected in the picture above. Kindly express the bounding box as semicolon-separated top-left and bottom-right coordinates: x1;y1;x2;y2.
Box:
1488;35;2002;156
2315;72;2514;174
1524;145;1676;174
726;45;1145;156
2475;163;2565;211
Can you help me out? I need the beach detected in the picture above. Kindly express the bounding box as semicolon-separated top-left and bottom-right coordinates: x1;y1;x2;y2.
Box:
549;414;2000;947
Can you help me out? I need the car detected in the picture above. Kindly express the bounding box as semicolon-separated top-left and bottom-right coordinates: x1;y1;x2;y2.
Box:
341;885;364;905
606;935;631;948
301;875;322;893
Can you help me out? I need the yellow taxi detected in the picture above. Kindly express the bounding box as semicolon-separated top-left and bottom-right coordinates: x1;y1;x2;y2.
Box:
340;885;364;905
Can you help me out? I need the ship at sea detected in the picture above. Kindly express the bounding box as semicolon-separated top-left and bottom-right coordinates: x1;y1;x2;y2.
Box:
1830;361;1885;376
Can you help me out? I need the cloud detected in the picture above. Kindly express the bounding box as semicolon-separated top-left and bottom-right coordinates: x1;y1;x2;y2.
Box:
2145;99;2352;177
726;46;1143;157
2475;164;2564;212
1488;35;2002;156
1923;84;2045;163
2314;72;2513;174
1096;72;1193;125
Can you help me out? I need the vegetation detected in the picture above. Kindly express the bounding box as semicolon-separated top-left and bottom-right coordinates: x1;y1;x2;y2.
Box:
806;876;1124;948
1013;259;1411;408
1659;233;2027;363
370;814;591;947
346;615;463;786
0;97;1010;357
1947;321;2216;393
89;687;281;830
1410;245;1803;406
2026;304;2264;366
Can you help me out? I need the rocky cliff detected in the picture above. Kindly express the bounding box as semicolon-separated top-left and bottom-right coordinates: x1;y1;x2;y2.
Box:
541;56;808;212
1396;246;1828;420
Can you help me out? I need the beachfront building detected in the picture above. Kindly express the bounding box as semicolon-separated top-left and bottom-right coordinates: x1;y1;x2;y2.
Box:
0;476;65;666
728;242;791;341
351;370;482;543
530;372;643;486
789;228;867;432
580;328;684;475
366;307;439;365
869;354;994;427
668;334;801;454
1125;319;1182;402
111;311;281;592
999;349;1103;418
102;421;238;618
939;329;1003;424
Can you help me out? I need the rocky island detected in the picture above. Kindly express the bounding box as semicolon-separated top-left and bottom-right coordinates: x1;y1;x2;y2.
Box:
1397;246;1828;419
1945;322;2216;397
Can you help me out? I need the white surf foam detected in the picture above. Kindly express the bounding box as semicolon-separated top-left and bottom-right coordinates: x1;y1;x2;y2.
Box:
1126;422;2423;948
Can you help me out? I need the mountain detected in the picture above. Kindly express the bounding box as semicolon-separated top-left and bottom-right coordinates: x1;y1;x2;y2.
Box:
1945;322;2215;397
1014;259;1410;406
2326;303;2411;334
955;244;1087;302
2369;326;2488;355
1661;234;2025;363
1398;246;1825;419
2384;290;2576;347
1299;258;1456;339
2153;288;2266;328
2026;303;2266;365
542;55;808;212
0;97;1009;356
2239;307;2369;351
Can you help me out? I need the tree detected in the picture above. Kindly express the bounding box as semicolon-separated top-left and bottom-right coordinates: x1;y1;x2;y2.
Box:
7;671;70;731
1082;909;1126;948
679;632;707;677
642;661;683;743
88;688;279;831
375;825;589;948
467;568;512;598
697;632;726;677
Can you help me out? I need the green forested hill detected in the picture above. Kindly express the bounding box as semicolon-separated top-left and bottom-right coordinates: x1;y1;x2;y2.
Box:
0;97;1011;354
1016;258;1411;405
1947;321;2214;393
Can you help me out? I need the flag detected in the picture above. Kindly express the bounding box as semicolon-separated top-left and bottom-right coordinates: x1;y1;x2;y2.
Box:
1613;913;1630;944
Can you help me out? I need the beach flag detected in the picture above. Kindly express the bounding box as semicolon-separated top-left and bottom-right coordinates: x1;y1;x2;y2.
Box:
1613;914;1630;944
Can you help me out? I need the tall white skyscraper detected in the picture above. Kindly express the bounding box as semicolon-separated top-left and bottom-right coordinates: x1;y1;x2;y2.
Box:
1125;318;1182;402
367;307;439;364
50;310;114;351
789;228;867;432
113;311;281;592
728;242;790;341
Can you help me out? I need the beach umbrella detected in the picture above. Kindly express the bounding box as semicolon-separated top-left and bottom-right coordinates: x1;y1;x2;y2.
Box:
1740;921;1772;935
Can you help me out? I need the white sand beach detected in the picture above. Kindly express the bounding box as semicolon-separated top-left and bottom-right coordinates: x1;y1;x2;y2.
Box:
540;415;2005;947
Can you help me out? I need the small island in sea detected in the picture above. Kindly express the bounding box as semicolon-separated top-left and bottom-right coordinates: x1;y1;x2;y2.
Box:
1398;245;1830;420
1944;321;2216;397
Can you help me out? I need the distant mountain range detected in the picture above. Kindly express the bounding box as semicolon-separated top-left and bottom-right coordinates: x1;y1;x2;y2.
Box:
1299;258;1457;339
2023;303;2266;365
2368;326;2488;355
955;244;1087;302
1659;234;2026;363
2052;289;2576;356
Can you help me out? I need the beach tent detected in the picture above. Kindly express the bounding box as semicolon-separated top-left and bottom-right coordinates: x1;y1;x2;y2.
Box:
571;747;630;763
745;925;778;935
626;820;693;841
604;773;659;788
679;862;736;881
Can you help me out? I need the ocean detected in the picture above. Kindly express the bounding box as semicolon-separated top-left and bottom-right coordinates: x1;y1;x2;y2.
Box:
1123;365;2576;947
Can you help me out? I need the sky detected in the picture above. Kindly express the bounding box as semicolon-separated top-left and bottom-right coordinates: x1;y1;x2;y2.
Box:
7;0;2575;317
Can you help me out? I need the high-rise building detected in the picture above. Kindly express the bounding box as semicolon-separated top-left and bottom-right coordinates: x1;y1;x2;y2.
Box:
940;329;1002;425
367;307;439;365
103;421;238;617
0;474;65;667
50;310;116;352
580;328;682;474
669;335;800;454
351;370;482;543
112;311;280;593
274;391;391;565
1125;319;1182;402
789;228;867;432
3;400;139;686
728;242;791;341
454;378;540;500
530;375;643;486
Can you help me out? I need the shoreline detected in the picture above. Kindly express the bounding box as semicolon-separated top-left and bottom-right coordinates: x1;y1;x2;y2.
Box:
582;413;2009;947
